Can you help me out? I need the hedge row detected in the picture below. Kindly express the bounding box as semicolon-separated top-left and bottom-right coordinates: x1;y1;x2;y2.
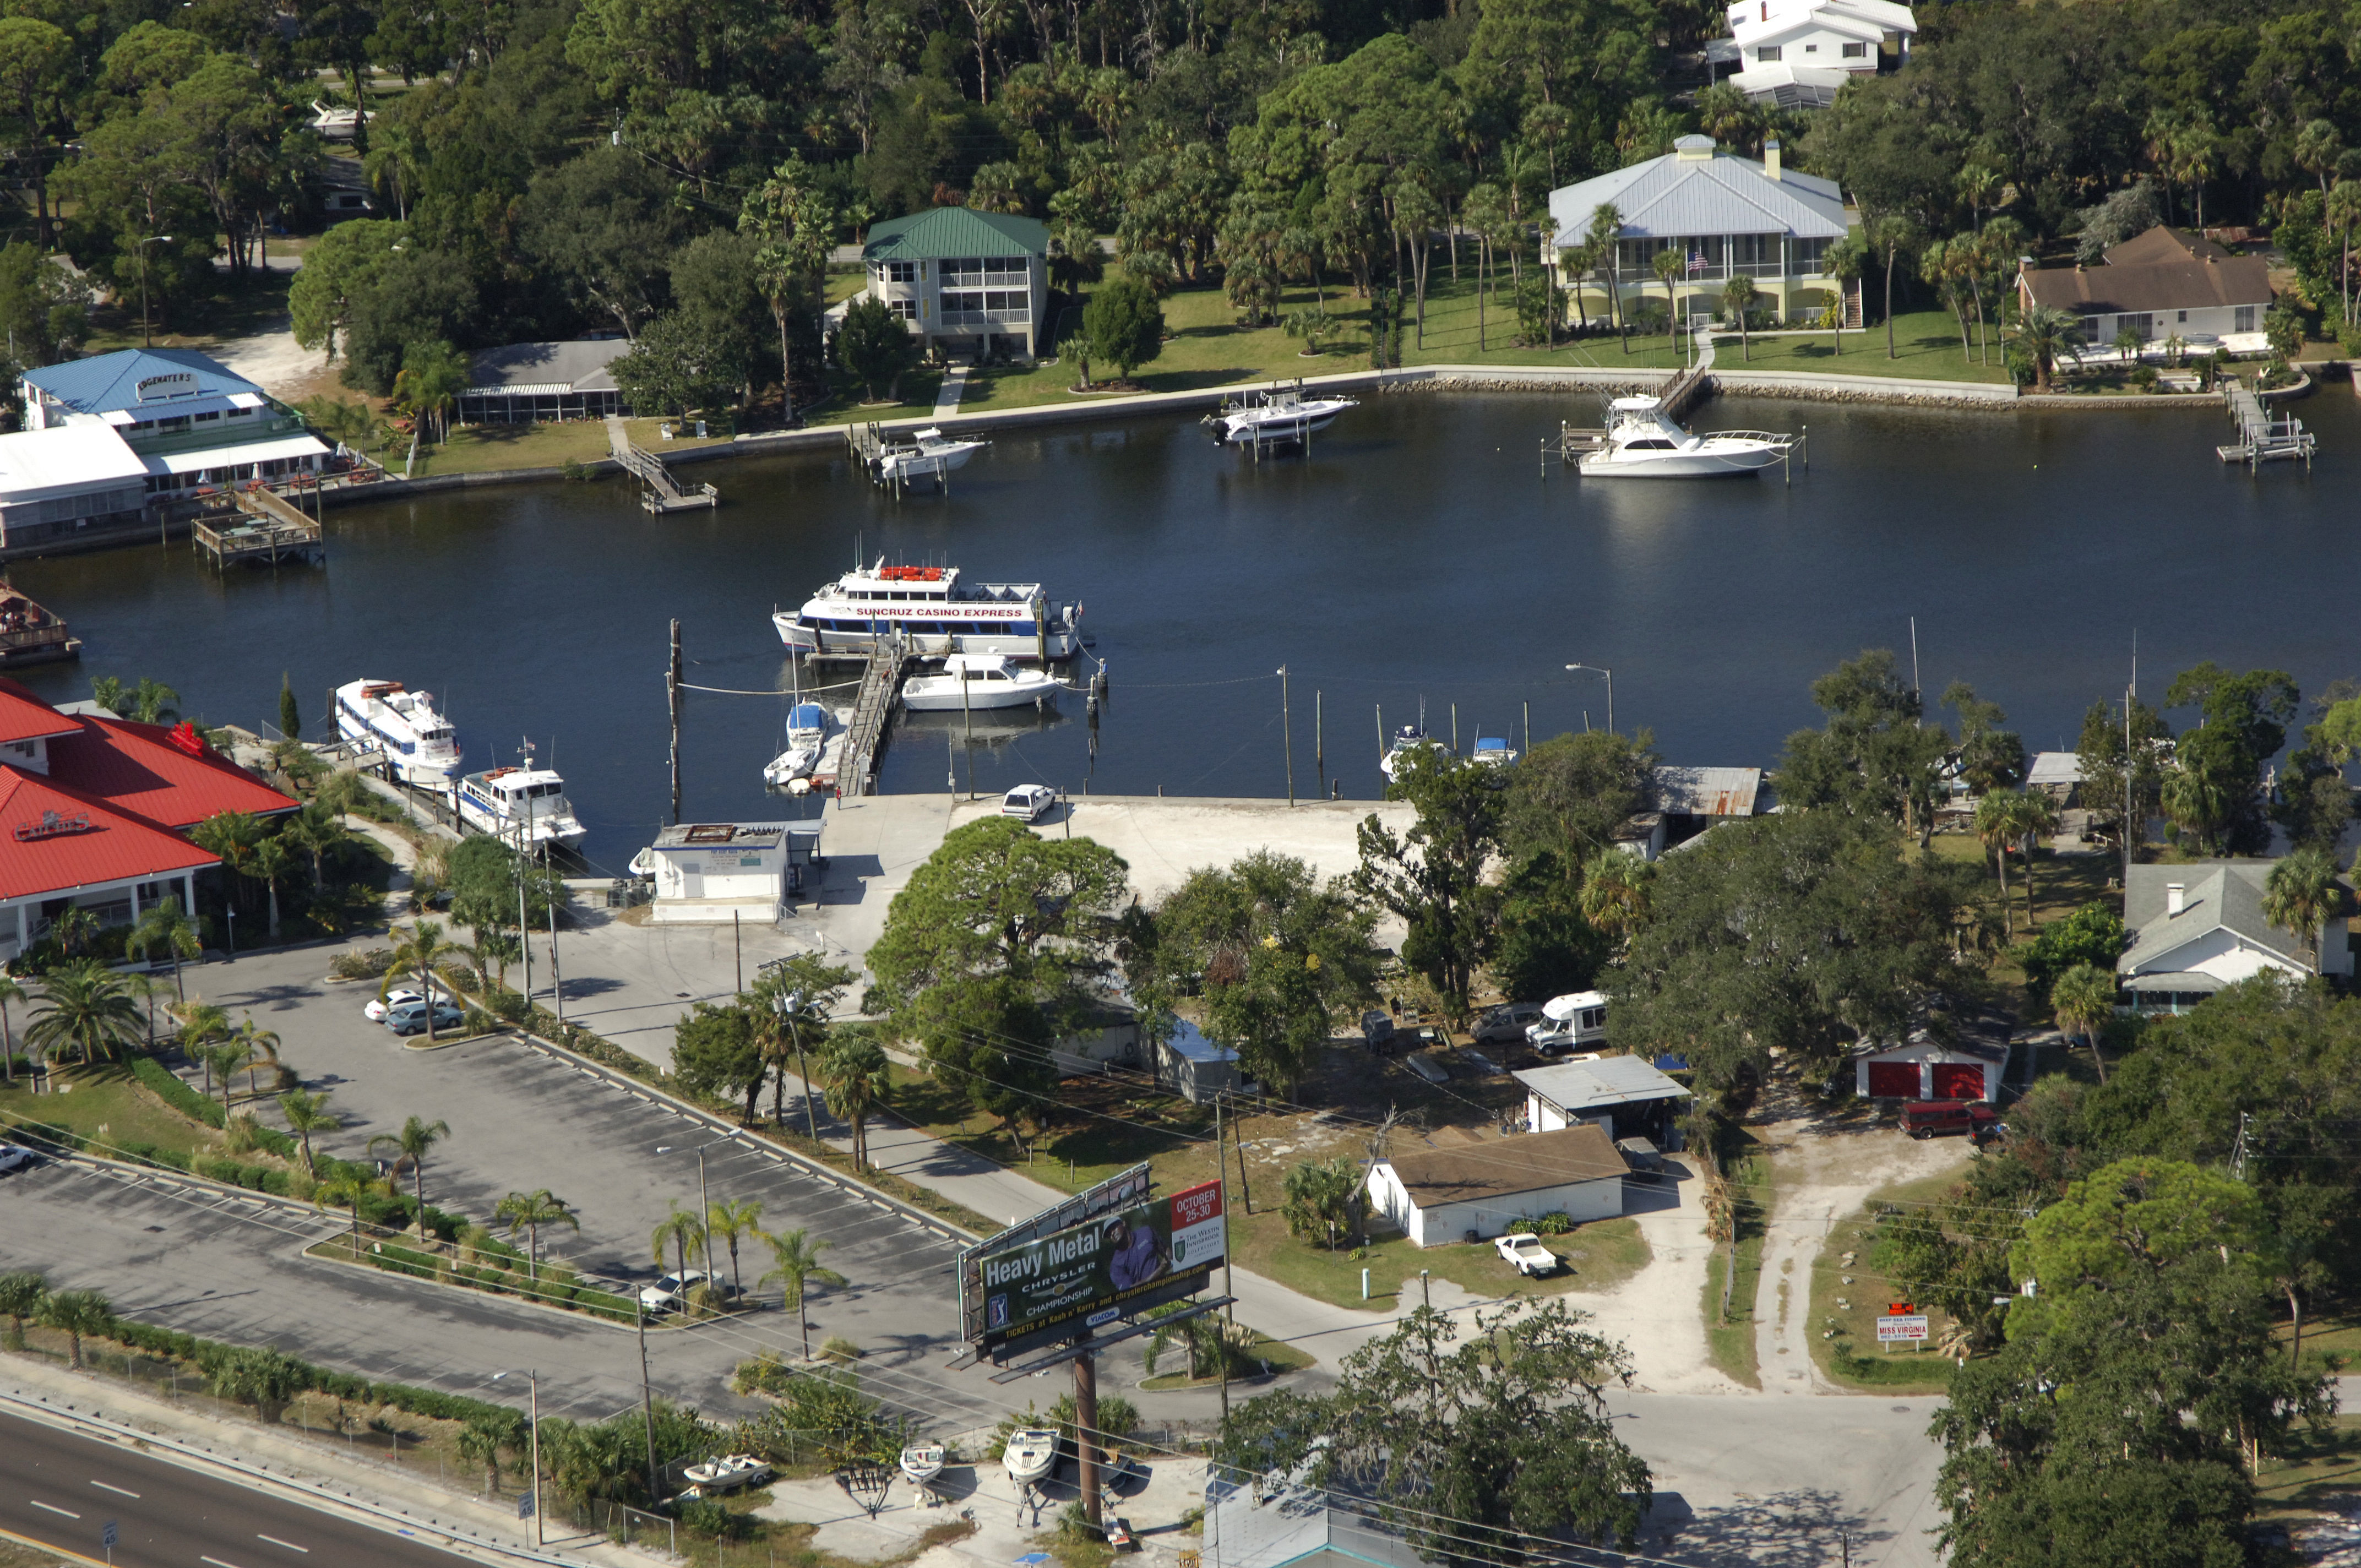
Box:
128;1058;300;1161
352;1238;635;1323
107;1317;514;1426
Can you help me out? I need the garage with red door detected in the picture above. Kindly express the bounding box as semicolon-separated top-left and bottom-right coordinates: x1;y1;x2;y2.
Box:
1930;1063;1987;1101
1865;1062;1920;1098
1855;1028;2008;1102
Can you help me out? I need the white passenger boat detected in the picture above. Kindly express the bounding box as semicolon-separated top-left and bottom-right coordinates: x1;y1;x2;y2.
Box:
1575;396;1796;477
1379;725;1439;782
773;559;1081;662
1003;1428;1059;1488
902;654;1062;713
874;428;987;484
763;701;833;788
456;763;587;851
1206;383;1357;448
335;679;461;787
899;1443;946;1486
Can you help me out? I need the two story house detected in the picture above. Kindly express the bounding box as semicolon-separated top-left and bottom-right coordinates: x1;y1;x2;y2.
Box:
860;208;1052;362
1710;0;1917;108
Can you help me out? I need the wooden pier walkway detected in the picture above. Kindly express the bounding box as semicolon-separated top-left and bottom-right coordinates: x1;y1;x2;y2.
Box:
194;484;324;568
834;636;910;800
606;418;719;511
2217;377;2317;469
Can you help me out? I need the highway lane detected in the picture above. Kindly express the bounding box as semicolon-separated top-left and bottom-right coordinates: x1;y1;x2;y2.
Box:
0;1407;477;1567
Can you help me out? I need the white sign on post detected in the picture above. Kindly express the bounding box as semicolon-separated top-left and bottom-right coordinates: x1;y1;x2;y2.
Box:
1875;1314;1930;1344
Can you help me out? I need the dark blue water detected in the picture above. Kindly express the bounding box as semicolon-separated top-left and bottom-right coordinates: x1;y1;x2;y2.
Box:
15;389;2353;867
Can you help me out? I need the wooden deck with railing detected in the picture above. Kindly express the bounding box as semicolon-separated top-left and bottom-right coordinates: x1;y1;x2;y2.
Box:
193;484;325;568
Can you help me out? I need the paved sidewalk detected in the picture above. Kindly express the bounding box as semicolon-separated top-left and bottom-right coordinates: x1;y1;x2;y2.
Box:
932;366;971;420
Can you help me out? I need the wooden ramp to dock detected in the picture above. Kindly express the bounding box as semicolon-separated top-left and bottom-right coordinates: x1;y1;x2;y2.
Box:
195;486;324;568
834;636;910;800
2217;377;2317;469
616;440;719;513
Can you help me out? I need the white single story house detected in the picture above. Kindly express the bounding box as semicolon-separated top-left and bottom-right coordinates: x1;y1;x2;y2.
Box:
1514;1055;1691;1144
861;208;1051;361
1205;1472;1432;1568
2018;227;2272;353
2118;861;2352;1012
1549;136;1856;331
643;821;820;924
1709;0;1917;107
1854;1022;2009;1102
1367;1123;1626;1248
1156;1017;1243;1104
457;340;628;423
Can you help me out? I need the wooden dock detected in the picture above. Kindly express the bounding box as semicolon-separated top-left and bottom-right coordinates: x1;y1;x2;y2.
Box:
2217;377;2316;469
194;485;324;568
616;440;719;513
833;636;910;800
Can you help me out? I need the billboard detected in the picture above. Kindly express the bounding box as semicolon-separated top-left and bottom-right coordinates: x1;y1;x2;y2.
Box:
967;1178;1225;1352
1874;1314;1929;1344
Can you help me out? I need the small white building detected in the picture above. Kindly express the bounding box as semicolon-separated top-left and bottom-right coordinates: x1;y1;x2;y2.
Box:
1156;1017;1243;1104
0;424;150;547
643;822;820;924
1710;0;1916;107
1366;1123;1627;1248
2119;861;2352;1011
1513;1055;1691;1143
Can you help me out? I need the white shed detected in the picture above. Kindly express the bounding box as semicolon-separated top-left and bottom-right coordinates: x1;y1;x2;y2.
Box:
1514;1055;1691;1142
1367;1124;1626;1248
645;822;818;924
1156;1017;1242;1104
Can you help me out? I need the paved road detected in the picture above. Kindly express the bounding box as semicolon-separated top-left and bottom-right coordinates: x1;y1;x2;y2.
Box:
0;1406;472;1567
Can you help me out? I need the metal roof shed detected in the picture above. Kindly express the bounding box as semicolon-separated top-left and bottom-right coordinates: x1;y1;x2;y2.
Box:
1513;1057;1691;1141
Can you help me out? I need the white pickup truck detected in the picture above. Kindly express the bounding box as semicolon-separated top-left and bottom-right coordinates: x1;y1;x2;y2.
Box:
1494;1233;1560;1277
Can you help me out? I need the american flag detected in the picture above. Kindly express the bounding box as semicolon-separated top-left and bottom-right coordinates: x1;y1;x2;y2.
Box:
1687;249;1707;275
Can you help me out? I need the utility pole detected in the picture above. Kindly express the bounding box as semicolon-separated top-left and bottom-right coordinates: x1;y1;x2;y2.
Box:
667;620;683;824
1278;666;1293;805
515;821;531;1004
2231;1111;2253;1181
636;1305;661;1505
2124;683;2136;889
1074;1330;1102;1528
1315;690;1323;786
547;878;563;1026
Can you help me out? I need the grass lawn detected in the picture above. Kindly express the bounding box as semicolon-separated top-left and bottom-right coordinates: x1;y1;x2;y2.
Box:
1141;1327;1315;1389
1808;1168;1963;1396
405;421;615;476
0;1061;221;1160
1701;1145;1773;1389
1230;1206;1650;1313
2259;1412;2361;1521
83;267;296;358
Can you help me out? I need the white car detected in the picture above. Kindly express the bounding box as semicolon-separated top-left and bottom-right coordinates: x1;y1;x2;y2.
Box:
0;1143;34;1174
639;1270;712;1313
1494;1233;1559;1277
365;987;425;1022
1002;784;1058;822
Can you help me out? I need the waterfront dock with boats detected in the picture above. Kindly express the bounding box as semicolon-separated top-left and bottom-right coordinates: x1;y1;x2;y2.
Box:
2217;376;2318;468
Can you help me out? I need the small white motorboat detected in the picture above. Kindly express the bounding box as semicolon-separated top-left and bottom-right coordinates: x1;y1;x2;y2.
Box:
455;753;587;851
1206;383;1357;448
899;1443;946;1486
1471;736;1518;768
763;701;834;787
875;428;987;484
1574;396;1796;477
902;654;1062;713
682;1453;774;1494
1379;725;1440;782
1003;1428;1059;1488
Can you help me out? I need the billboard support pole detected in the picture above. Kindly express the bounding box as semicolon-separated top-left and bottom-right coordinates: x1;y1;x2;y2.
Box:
1074;1329;1102;1528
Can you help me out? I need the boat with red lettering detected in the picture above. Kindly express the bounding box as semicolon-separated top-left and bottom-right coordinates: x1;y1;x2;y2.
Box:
772;559;1081;663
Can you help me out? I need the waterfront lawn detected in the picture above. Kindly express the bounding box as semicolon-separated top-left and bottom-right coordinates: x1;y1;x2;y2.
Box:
1809;1168;1962;1396
405;421;614;476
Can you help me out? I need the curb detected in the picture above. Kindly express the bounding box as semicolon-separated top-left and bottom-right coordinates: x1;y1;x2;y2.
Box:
508;1032;981;1245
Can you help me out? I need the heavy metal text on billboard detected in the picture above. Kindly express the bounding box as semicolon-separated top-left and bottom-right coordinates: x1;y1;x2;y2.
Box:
962;1178;1225;1351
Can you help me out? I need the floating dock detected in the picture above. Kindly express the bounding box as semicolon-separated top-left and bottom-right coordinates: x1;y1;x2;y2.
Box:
616;439;719;512
2217;377;2316;469
194;484;325;568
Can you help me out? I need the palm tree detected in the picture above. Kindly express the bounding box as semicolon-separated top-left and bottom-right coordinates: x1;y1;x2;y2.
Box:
27;962;145;1069
394;339;470;445
236;1015;284;1098
820;1037;893;1171
1584;202;1624;342
208;1040;253;1114
278;1088;339;1173
172;1000;230;1096
2014;306;2085;392
494;1189;580;1284
250;835;293;939
0;976;21;1084
382;920;458;1043
2264;848;2343;971
2049;962;2118;1084
1822;233;1867;357
759;1227;845;1359
0;1270;44;1348
1579;849;1654;945
314;1171;374;1256
705;1197;764;1304
651;1202;708;1303
1652;247;1682;357
129;902;202;1002
38;1288;112;1369
48;907;97;958
2015;791;2062;925
1974;790;2039;937
1721;273;1759;361
281;801;350;890
367;1115;451;1242
121;679;179;725
2328;179;2361;325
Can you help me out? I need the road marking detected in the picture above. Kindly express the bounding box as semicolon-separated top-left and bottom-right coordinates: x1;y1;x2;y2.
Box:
256;1533;309;1553
202;1556;248;1567
89;1481;139;1498
29;1501;80;1518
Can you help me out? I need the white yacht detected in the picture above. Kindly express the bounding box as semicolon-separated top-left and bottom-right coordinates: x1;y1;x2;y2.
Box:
1002;1428;1059;1489
336;680;461;786
874;428;987;484
456;764;587;851
1206;383;1358;448
902;654;1062;713
1379;725;1439;782
761;701;833;788
773;559;1081;662
1575;396;1797;477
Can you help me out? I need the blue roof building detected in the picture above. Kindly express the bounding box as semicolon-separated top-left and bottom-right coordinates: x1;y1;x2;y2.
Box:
21;349;264;426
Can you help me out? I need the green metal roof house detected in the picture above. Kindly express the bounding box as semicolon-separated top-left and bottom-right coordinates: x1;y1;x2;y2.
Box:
857;208;1051;360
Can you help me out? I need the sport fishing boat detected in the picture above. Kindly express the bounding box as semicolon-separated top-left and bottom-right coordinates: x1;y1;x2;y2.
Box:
1573;396;1797;477
1471;736;1519;768
773;559;1082;662
1003;1428;1059;1489
899;1443;946;1487
901;654;1062;712
762;701;834;788
1379;725;1439;782
1205;382;1357;448
455;759;587;851
335;679;461;787
873;428;988;484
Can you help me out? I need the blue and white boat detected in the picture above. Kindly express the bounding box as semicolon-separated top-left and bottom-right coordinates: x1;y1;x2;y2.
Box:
763;701;834;788
335;679;461;787
1471;736;1518;768
1379;725;1438;782
456;763;586;851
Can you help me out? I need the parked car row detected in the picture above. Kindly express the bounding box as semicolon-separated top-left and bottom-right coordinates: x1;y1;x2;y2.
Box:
360;987;467;1037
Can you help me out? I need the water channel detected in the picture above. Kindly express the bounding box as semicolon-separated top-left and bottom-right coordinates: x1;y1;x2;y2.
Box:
15;388;2357;868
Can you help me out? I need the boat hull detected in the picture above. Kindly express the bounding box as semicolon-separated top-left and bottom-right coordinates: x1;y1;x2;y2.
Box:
338;711;461;787
1576;443;1785;477
774;610;1078;662
901;677;1060;712
1218;407;1346;444
455;797;587;851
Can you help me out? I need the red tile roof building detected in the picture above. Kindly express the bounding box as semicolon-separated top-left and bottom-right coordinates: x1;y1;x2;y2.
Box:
0;679;296;959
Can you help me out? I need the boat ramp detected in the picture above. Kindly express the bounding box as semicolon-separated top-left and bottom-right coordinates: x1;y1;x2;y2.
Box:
2217;377;2317;469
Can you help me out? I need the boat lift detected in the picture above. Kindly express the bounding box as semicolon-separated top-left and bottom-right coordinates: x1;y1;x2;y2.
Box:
2216;377;2316;470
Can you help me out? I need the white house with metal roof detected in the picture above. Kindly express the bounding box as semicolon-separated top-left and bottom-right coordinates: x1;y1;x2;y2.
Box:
860;208;1051;360
1709;0;1917;108
1513;1057;1691;1144
2119;862;2351;1012
456;340;628;423
1549;135;1854;328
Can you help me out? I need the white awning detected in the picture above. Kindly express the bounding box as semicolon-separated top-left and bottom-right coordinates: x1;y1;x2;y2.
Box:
142;433;329;476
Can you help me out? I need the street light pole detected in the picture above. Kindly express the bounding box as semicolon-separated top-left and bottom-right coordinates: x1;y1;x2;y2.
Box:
137;236;175;349
1565;663;1614;735
493;1370;541;1547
